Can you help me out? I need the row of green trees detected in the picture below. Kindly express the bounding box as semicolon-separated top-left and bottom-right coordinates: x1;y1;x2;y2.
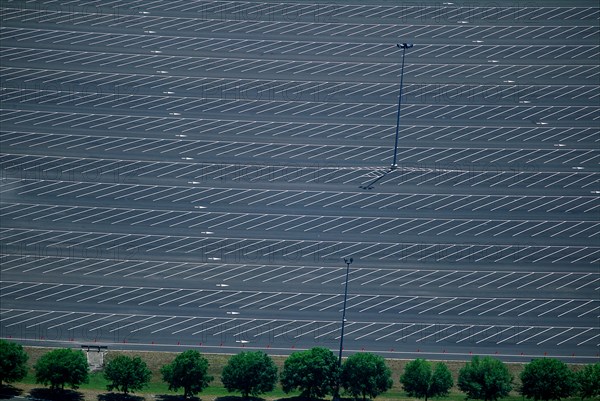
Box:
402;357;600;401
1;340;599;401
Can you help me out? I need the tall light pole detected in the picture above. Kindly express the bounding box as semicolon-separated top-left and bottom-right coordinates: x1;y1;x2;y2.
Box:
391;43;413;170
333;256;353;401
338;257;353;364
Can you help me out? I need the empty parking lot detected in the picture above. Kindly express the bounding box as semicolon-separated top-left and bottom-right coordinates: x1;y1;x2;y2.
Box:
1;0;598;362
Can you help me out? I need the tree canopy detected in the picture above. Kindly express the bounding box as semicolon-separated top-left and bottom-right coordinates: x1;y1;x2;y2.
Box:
457;356;513;401
400;358;453;401
34;348;89;391
160;350;213;399
0;340;29;385
341;352;393;401
576;362;600;400
104;355;151;394
519;358;576;401
221;351;278;398
280;347;340;400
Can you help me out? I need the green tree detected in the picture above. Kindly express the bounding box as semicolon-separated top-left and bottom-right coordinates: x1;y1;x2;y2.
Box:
0;340;29;385
458;356;513;401
221;351;278;399
104;355;151;394
519;358;576;401
161;350;213;399
576;363;600;400
400;358;453;401
341;352;393;401
280;347;340;400
34;348;89;391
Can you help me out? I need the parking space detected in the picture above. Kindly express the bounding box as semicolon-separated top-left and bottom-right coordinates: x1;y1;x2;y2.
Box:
3;3;599;40
3;26;600;64
2;280;599;319
2;155;598;191
3;46;599;88
2;109;598;146
3;67;600;112
2;136;600;170
1;227;599;266
4;90;599;128
1;307;598;359
1;0;598;361
2;132;599;170
3;202;598;243
2;255;599;293
2;179;598;216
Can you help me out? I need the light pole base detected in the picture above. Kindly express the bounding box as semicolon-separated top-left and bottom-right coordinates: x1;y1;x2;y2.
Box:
390;163;398;170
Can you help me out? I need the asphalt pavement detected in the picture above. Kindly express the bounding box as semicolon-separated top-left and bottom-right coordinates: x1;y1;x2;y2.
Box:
1;0;598;362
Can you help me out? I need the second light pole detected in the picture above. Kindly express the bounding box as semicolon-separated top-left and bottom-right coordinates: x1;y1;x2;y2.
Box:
391;43;413;170
333;256;353;401
338;256;353;365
